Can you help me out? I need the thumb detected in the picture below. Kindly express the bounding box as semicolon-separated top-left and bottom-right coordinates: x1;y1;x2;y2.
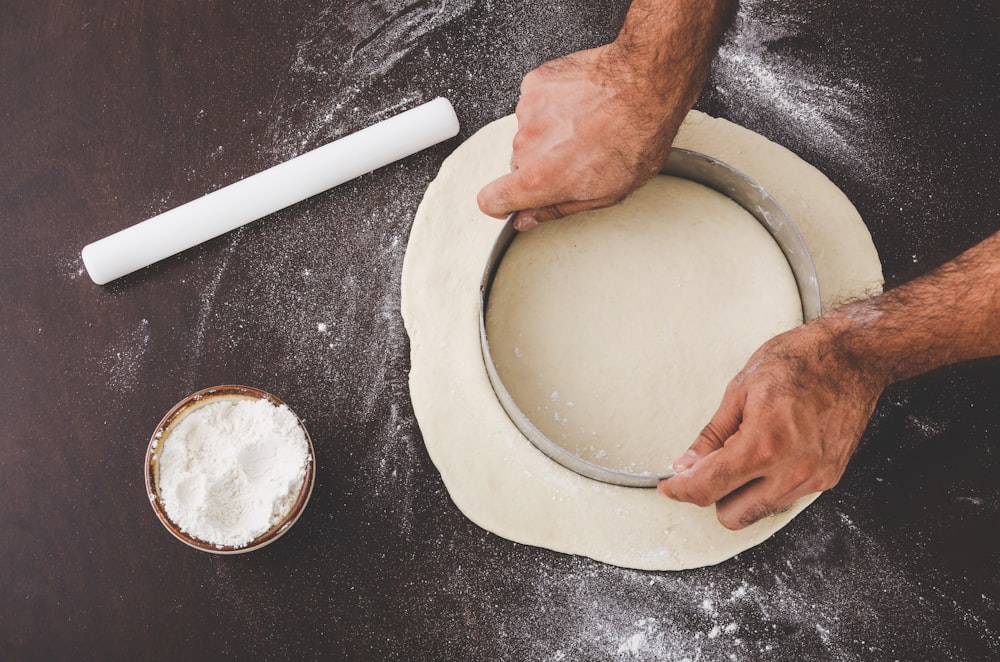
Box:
512;199;603;231
478;169;604;224
477;172;519;220
671;384;744;474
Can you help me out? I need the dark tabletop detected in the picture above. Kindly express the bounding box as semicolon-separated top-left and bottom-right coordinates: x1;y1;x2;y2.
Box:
2;1;999;659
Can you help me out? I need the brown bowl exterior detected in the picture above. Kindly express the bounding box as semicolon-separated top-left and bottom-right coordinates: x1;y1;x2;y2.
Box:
144;385;316;554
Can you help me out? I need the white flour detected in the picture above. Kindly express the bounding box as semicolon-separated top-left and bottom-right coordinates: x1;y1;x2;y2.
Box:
155;397;311;548
103;318;150;394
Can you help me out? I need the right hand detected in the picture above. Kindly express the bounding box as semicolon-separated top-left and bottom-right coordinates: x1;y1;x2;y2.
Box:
659;317;885;530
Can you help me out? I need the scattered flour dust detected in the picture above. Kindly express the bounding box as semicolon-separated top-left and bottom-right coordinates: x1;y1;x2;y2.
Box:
265;0;477;161
103;317;150;393
529;565;757;661
710;0;888;178
70;1;995;657
154;397;311;548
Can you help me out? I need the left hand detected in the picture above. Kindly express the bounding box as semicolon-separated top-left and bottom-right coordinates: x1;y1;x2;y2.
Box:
476;44;691;231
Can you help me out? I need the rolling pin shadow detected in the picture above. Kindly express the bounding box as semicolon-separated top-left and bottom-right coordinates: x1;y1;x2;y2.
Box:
81;97;461;285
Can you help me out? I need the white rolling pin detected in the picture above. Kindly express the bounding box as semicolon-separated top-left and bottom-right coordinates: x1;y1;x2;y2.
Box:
82;97;461;285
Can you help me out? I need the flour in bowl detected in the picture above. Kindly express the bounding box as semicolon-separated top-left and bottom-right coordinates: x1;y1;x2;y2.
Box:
155;397;311;548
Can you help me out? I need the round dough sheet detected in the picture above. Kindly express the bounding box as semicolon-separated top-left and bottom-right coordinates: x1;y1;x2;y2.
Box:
401;111;883;570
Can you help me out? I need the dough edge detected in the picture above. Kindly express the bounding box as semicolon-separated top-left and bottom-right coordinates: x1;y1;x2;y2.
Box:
401;111;884;571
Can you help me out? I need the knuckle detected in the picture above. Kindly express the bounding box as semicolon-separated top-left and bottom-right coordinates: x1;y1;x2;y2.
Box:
686;484;716;508
788;463;819;490
811;467;841;492
537;204;566;221
716;507;746;531
751;436;781;467
518;166;551;193
698;422;727;448
708;461;733;490
723;376;743;396
511;130;530;152
520;69;541;91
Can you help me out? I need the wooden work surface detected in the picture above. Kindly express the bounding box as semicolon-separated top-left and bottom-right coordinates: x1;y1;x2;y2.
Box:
2;1;998;658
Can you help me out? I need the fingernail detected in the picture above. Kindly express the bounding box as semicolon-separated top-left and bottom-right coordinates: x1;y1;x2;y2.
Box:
514;215;538;231
671;450;700;473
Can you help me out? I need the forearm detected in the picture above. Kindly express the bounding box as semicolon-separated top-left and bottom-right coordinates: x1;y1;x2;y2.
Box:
662;231;1000;528
477;0;736;225
820;230;1000;388
609;0;738;111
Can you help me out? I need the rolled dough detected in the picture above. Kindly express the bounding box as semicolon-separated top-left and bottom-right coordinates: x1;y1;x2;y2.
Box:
401;111;883;570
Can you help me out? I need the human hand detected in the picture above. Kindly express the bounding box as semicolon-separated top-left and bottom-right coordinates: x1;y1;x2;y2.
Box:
477;43;697;231
658;317;886;530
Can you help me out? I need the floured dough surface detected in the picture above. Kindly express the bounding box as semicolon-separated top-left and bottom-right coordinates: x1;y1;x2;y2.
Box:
401;111;883;570
486;177;802;476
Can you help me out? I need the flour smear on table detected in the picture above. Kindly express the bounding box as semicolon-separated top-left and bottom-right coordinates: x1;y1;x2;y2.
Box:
80;0;976;657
